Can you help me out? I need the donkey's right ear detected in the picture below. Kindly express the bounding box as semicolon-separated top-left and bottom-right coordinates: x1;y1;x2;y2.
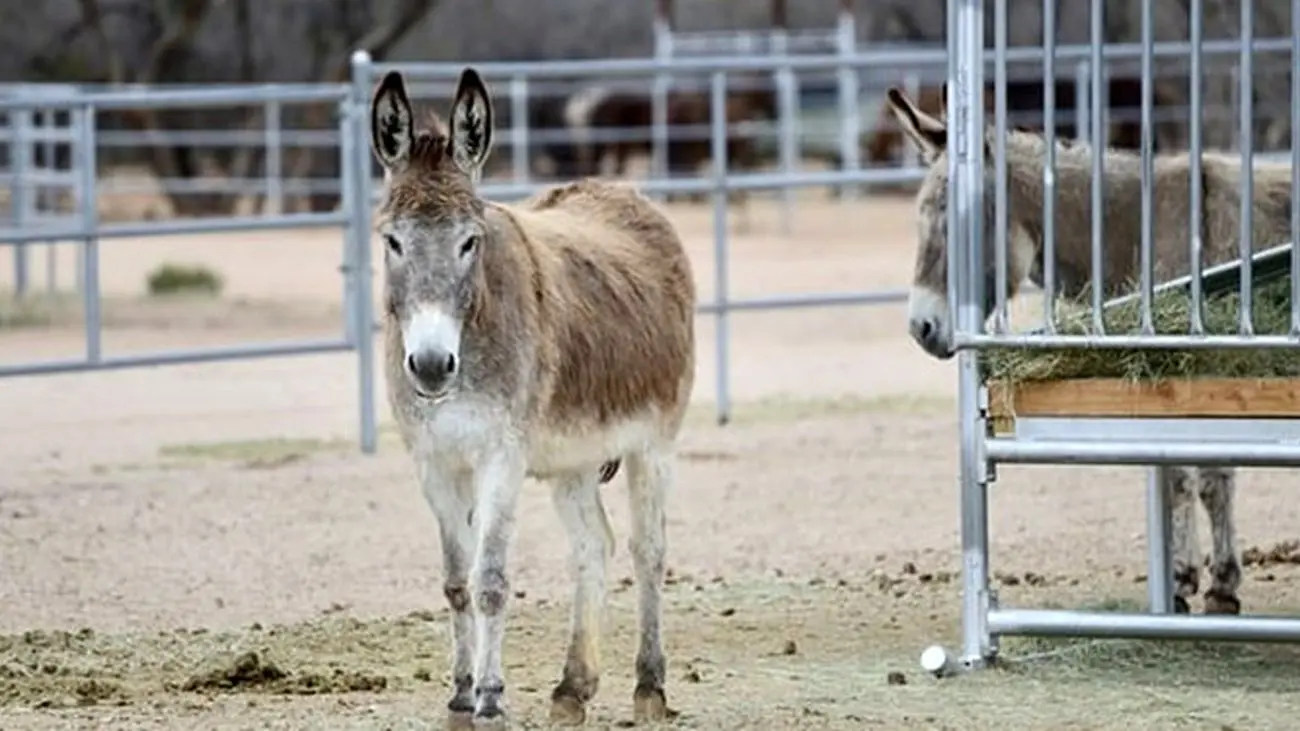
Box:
885;87;947;163
371;71;414;172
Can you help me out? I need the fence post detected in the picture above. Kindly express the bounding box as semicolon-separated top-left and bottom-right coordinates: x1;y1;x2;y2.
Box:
77;103;101;364
265;99;283;215
651;12;673;202
510;76;530;187
771;27;794;234
11;107;31;298
834;5;860;201
710;70;731;425
350;50;379;455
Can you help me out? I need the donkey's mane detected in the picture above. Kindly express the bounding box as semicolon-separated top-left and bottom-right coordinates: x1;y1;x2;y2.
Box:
408;112;451;171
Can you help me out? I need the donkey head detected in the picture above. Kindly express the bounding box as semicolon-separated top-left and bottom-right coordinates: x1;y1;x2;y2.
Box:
884;86;1038;361
371;68;495;399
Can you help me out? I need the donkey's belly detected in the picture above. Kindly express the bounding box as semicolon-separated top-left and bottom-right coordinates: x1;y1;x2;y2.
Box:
526;413;660;480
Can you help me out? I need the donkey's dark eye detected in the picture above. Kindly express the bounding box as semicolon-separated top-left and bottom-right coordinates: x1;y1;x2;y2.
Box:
459;235;480;258
384;234;402;255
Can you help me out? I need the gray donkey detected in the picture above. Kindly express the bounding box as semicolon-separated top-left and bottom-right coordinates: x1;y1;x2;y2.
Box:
886;86;1295;616
370;68;696;725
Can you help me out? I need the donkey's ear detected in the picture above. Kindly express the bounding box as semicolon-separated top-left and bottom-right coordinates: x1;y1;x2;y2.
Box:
371;71;414;172
885;87;947;163
449;67;494;181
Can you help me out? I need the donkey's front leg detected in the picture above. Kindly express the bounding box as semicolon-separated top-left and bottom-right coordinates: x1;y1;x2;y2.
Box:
548;471;612;725
420;464;476;715
1197;466;1242;615
468;453;526;723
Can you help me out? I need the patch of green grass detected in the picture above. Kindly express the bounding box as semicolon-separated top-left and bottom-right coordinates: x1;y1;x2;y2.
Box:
145;263;224;298
158;436;348;469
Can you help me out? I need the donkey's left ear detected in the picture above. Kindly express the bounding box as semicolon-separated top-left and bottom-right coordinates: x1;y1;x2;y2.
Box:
449;67;494;180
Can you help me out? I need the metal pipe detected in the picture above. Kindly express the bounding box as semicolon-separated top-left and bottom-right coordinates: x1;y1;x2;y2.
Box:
1189;0;1206;333
1146;466;1174;614
0;339;354;378
989;608;1300;642
953;0;992;669
265;99;282;215
959;332;1300;350
0;210;351;245
992;0;1009;333
1041;0;1058;332
1293;0;1300;335
985;438;1300;467
1138;0;1156;334
78;104;101;363
510;76;530;186
350;50;379;455
710;70;732;425
1237;0;1255;334
1089;0;1106;333
370;39;1297;81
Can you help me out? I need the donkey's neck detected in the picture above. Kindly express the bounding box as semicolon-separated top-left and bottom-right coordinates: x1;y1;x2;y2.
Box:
1006;152;1103;299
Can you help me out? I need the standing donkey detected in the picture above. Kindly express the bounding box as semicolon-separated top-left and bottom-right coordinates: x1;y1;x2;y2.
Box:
885;87;1295;616
369;68;696;725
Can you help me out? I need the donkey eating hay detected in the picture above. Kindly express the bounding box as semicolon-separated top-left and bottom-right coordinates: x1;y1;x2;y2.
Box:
885;86;1296;617
370;68;696;725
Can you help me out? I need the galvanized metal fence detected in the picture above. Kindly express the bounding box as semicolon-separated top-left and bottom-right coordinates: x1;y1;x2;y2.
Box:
937;0;1300;672
0;82;380;455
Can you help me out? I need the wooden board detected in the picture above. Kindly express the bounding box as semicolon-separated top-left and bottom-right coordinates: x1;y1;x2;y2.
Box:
987;378;1300;431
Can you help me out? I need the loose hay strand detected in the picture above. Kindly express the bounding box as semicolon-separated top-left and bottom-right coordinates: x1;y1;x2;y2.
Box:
983;277;1300;384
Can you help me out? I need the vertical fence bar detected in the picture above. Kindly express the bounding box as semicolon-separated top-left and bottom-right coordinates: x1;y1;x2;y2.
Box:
1188;0;1206;333
1138;0;1156;334
902;72;921;170
1075;62;1090;144
709;70;731;426
78;104;101;363
71;107;86;296
835;6;860;202
952;0;991;668
510;76;530;187
11;108;30;298
992;0;1009;333
1146;466;1174;613
265;99;282;215
1088;0;1106;332
350;51;378;455
1042;0;1058;333
1291;0;1300;335
39;107;57;295
776;67;799;236
339;88;358;348
651;15;673;202
771;27;793;233
1237;0;1254;334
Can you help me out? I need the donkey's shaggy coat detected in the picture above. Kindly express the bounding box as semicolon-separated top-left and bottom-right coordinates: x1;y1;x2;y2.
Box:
371;68;695;725
886;86;1295;616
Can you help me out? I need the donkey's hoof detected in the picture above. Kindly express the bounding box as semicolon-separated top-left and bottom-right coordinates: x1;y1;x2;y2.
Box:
633;686;677;723
549;694;587;726
1204;591;1241;615
1172;595;1191;614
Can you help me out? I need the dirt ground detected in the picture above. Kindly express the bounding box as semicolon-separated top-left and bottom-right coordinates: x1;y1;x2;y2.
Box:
3;191;1300;730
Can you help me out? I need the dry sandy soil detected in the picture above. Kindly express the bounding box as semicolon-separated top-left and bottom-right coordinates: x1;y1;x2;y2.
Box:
3;191;1300;730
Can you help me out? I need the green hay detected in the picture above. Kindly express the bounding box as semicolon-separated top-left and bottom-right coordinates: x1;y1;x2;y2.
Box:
982;276;1300;384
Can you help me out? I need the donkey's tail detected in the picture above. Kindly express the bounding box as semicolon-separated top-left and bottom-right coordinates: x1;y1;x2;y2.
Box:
595;458;620;559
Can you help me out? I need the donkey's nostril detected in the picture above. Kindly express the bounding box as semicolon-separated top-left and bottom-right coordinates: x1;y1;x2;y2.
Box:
918;319;934;340
405;353;418;374
444;353;457;374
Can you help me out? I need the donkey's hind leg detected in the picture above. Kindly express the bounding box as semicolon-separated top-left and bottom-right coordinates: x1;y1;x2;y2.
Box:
1163;466;1201;614
625;446;677;723
548;470;613;725
1197;466;1242;615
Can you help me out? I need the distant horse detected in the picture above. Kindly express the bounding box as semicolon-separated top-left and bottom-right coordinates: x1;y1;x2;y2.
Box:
370;67;695;724
863;77;1166;166
887;85;1296;617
